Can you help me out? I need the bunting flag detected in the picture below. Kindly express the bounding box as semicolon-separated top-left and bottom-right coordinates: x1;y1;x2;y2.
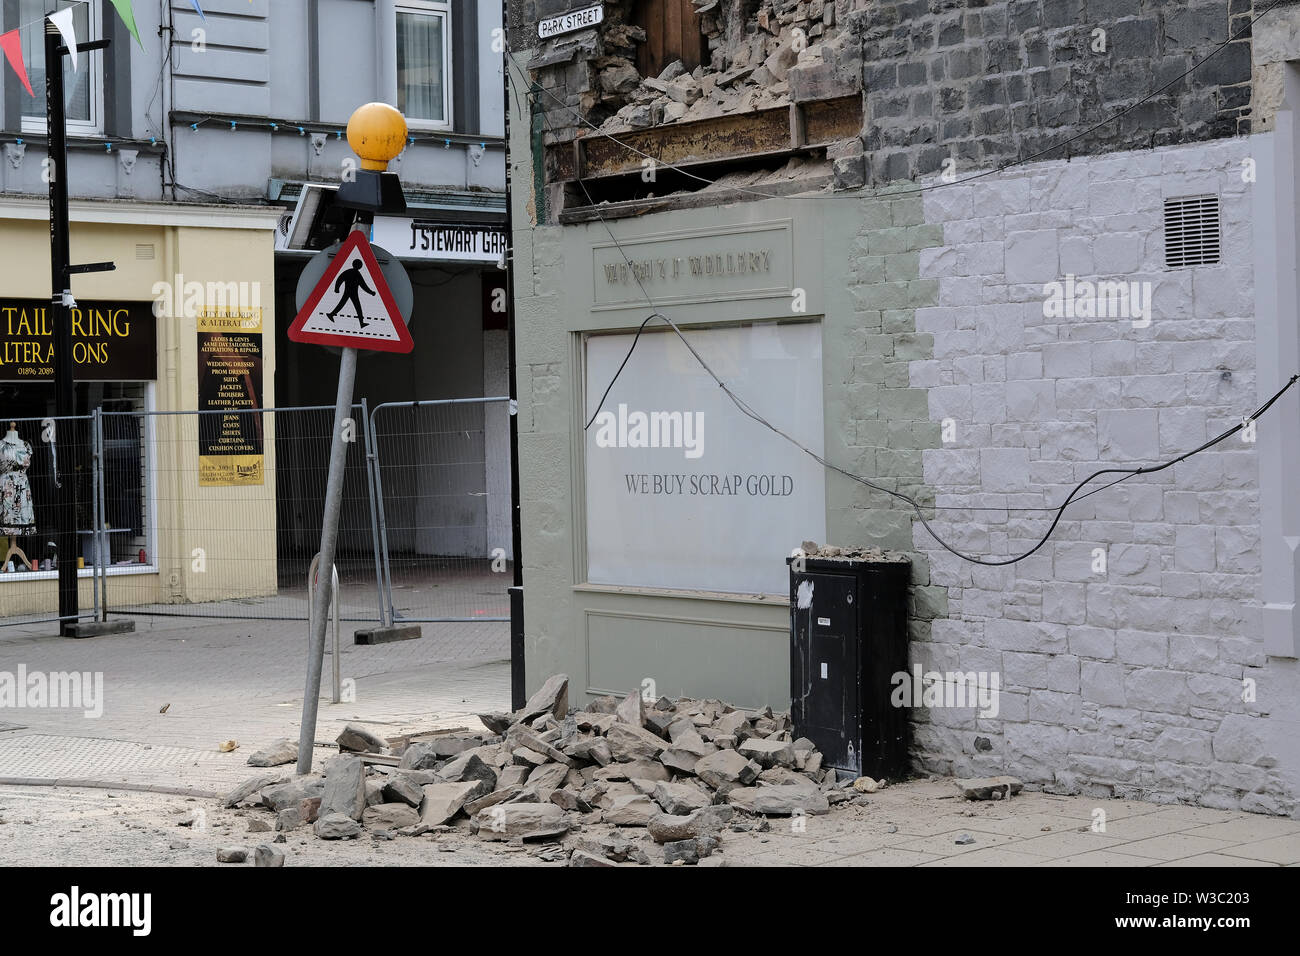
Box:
48;7;78;73
0;29;33;97
189;1;207;20
107;0;145;50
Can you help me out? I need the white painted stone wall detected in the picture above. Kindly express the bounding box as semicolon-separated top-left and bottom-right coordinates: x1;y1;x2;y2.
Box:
913;137;1298;814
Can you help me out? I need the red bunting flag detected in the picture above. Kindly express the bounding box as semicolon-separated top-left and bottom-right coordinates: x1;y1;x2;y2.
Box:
0;29;33;97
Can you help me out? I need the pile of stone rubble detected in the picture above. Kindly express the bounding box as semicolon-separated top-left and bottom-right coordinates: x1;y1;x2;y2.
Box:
592;1;857;135
223;674;870;866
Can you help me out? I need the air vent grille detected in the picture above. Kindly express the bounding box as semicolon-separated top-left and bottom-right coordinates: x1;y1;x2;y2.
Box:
1164;194;1220;268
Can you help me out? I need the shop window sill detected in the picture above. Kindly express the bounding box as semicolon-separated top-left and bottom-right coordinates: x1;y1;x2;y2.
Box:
573;582;786;605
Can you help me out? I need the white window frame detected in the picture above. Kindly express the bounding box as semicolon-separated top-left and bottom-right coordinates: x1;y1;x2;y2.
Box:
19;0;104;136
394;0;453;131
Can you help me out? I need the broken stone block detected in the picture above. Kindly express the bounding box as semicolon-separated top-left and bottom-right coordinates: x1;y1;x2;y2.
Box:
696;833;721;859
363;803;420;829
336;724;388;754
647;805;735;844
247;739;298;768
531;713;560;734
592;781;636;810
599;59;640;95
527;762;571;795
644;711;675;738
412;735;486;763
365;778;385;807
738;738;796;769
658;59;686;81
694;750;761;788
616;690;645;727
314;813;361;840
381;775;424;808
660;749;700;775
663;839;699;865
247;818;272;833
515;670;567;718
254;844;285;867
419;780;490;826
586;694;620;715
478;712;514;735
512;747;550;768
474;803;569;841
727;785;829;816
595;758;670;783
298;797;322;824
498;765;530;788
259;776;324;814
955;776;1024;800
574;711;617;733
436;752;497;790
713;711;749;736
605;794;656;826
565;736;612;766
569;849;616;867
275;808;301;832
667;718;697;743
320;756;367;822
224;772;289;808
606;723;669;761
652;781;711;815
509;730;573;765
759;767;822;791
670;730;715;757
464;786;522;816
217;847;248;863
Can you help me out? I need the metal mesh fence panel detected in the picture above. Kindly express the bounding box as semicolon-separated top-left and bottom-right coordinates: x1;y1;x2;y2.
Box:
98;405;383;623
370;398;514;623
0;414;99;628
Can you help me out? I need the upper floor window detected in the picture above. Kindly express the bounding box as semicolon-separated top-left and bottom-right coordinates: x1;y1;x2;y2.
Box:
396;0;451;129
18;0;103;134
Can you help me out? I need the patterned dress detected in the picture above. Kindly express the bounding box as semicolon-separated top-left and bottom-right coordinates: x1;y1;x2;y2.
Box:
0;435;35;536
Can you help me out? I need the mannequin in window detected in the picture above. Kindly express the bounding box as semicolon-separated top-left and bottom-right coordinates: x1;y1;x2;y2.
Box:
1;422;35;571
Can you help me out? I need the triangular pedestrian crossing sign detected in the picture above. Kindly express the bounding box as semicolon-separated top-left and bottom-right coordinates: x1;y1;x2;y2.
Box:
288;231;414;353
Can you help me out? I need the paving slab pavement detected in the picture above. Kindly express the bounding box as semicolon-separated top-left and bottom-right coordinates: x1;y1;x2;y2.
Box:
0;614;510;793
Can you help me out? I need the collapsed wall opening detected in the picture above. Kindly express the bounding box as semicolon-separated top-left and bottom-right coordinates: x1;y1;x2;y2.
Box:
528;0;863;218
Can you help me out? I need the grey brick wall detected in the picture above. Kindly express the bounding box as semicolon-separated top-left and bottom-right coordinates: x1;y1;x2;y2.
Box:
906;136;1293;813
859;0;1252;184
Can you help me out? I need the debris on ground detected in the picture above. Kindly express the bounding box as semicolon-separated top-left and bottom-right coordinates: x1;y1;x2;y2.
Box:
954;776;1023;801
247;739;297;768
223;673;876;866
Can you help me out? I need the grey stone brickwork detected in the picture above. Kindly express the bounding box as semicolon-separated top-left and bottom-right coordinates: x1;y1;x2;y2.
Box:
906;136;1296;814
858;0;1254;184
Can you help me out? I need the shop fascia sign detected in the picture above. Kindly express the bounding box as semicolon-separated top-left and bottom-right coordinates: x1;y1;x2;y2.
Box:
371;217;507;264
538;3;604;39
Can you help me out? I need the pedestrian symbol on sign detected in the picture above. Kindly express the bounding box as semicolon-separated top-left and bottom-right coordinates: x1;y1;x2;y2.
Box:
326;259;376;328
288;230;414;353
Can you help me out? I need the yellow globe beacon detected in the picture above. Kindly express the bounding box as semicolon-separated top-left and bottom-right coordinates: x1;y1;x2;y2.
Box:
346;103;408;171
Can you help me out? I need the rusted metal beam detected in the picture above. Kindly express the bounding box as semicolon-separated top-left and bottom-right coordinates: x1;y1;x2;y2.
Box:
544;94;864;184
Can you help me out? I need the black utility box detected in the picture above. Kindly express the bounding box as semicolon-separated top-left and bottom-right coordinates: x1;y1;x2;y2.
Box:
787;552;911;780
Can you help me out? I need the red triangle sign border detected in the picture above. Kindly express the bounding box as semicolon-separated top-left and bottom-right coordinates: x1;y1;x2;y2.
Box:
288;231;414;353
